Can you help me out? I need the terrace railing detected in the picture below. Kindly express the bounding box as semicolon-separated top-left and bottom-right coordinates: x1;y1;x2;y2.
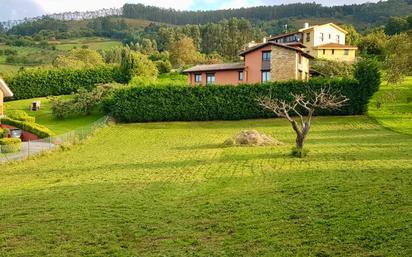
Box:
0;116;110;164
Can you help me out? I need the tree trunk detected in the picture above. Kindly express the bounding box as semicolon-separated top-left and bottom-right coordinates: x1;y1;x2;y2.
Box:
296;134;305;150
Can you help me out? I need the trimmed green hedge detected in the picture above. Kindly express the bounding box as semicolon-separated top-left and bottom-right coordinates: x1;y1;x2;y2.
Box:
5;65;125;100
7;110;36;123
0;117;55;138
104;77;375;122
0;138;21;153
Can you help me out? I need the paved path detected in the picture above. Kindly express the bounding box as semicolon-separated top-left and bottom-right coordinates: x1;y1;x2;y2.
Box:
0;141;57;163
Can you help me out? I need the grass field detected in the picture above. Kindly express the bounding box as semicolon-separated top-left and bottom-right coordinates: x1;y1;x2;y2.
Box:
52;37;123;51
4;97;102;134
368;77;412;135
0;115;411;256
0;38;122;76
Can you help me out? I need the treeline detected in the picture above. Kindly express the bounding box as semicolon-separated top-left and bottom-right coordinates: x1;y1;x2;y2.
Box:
122;0;412;26
89;17;262;60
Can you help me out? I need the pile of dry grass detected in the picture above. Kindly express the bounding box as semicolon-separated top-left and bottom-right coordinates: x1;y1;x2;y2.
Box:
223;130;283;147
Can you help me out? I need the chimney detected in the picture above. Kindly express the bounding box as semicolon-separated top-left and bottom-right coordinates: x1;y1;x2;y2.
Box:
304;22;309;29
263;37;267;43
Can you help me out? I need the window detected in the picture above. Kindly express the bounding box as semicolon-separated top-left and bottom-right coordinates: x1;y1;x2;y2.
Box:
194;74;202;83
320;33;324;42
306;32;310;42
322;49;326;55
206;73;215;84
298;52;302;64
336;35;340;43
261;71;270;82
332;49;335;55
298;70;303;80
344;49;349;56
262;51;271;61
329;34;331;39
238;71;244;81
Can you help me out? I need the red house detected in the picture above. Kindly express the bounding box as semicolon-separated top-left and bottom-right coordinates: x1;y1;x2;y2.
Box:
184;42;313;86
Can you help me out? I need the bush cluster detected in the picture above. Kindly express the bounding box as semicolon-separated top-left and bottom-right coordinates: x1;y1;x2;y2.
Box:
7;110;36;123
6;66;125;100
0;117;55;138
50;84;116;119
0;138;22;153
0;128;10;138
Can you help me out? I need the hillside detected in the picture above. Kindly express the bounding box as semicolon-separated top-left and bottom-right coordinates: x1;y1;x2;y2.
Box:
122;0;412;28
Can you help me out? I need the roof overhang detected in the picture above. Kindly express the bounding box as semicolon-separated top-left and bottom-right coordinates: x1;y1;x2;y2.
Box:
313;44;358;50
240;42;314;59
183;63;245;73
0;77;13;97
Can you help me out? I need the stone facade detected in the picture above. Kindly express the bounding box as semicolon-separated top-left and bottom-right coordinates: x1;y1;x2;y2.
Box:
270;47;297;81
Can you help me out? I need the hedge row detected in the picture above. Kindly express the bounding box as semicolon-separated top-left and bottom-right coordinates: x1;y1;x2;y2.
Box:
0;117;55;138
103;77;375;122
5;65;125;100
0;138;21;153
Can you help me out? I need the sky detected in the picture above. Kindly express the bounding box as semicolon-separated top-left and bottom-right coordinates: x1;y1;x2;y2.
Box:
0;0;381;21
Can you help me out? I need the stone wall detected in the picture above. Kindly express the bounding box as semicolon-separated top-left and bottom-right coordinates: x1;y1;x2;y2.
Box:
270;47;297;81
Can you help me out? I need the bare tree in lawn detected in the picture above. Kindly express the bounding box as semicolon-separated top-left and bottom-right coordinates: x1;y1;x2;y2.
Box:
257;88;348;157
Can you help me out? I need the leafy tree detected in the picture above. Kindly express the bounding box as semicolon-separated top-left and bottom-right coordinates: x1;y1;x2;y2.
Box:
168;37;202;67
385;16;409;35
311;59;354;78
120;47;135;83
53;49;104;68
130;52;158;79
358;29;388;56
155;60;172;74
50;84;115;119
383;33;412;84
341;24;361;46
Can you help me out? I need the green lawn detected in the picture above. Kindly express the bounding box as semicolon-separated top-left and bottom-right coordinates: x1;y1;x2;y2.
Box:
4;97;102;134
1;116;411;256
368;76;412;135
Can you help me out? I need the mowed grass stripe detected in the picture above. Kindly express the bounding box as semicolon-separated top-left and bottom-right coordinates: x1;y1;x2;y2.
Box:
0;116;411;256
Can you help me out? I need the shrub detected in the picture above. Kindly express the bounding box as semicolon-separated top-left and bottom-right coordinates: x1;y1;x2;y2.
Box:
0;117;55;138
1;128;10;138
50;84;114;119
155;60;172;74
104;77;375;122
0;138;21;153
7;110;36;123
354;58;381;102
6;65;124;100
311;59;354;78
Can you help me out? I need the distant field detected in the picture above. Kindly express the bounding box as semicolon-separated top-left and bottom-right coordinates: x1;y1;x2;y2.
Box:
52;37;123;51
0;38;123;75
0;64;21;76
368;76;412;135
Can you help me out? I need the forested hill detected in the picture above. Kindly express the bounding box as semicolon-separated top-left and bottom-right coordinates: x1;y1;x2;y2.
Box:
123;0;412;26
